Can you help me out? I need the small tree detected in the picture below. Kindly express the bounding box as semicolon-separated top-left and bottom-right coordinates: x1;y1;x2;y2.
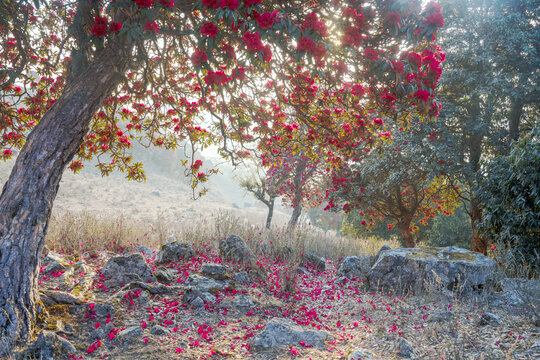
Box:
328;122;459;247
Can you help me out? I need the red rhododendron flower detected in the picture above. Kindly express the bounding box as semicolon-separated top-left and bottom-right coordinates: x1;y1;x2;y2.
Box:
219;0;238;10
201;22;218;37
262;44;272;62
391;59;404;73
414;89;431;102
221;43;236;60
159;0;174;7
385;11;401;25
426;12;444;27
351;84;364;97
244;0;261;6
342;26;362;47
190;50;208;66
232;67;245;80
312;43;326;59
373;118;383;125
145;22;159;34
202;0;219;8
334;61;348;74
109;22;122;34
204;71;228;86
364;47;379;61
91;16;108;38
255;11;279;30
242;31;263;52
302;13;327;37
134;0;154;8
407;52;422;68
297;37;315;53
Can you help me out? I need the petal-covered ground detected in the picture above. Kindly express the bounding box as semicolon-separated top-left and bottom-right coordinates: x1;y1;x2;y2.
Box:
35;243;538;360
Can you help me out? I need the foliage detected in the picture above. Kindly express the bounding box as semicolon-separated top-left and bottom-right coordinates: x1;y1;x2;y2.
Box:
478;127;540;271
425;203;471;248
327;120;460;247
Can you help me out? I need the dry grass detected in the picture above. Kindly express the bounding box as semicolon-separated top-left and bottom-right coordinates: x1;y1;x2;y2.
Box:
46;210;400;261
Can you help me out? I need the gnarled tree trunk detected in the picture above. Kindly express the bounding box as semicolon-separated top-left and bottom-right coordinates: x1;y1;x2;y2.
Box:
470;198;487;254
397;218;415;248
265;197;275;229
0;44;131;354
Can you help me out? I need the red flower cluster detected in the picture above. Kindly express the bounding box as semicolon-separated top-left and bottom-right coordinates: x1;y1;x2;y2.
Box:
351;84;364;97
219;0;238;10
255;11;279;30
191;159;203;170
297;37;315;52
262;45;272;62
190;50;207;66
145;22;159;34
342;26;362;47
406;51;422;68
91;16;108;38
134;0;154;8
202;0;219;8
426;12;444;28
109;22;122;34
364;47;379;61
385;11;401;25
221;43;236;61
204;71;228;86
201;22;218;37
242;31;264;53
425;2;444;27
391;59;404;73
244;0;261;6
232;67;246;81
302;13;327;37
414;89;431;102
159;0;174;7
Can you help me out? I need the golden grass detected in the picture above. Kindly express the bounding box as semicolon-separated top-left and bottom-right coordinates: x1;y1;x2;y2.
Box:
45;210;400;260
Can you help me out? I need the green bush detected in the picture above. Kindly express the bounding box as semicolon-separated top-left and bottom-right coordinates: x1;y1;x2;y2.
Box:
425;205;471;248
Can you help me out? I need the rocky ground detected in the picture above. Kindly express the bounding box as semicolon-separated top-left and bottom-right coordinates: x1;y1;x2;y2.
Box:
15;237;540;360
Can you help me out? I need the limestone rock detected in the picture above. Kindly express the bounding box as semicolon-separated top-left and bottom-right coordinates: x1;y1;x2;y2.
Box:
301;253;326;271
337;255;373;280
251;318;328;350
367;246;496;295
22;330;76;359
117;326;144;347
40;290;84;306
219;235;254;263
185;274;230;294
234;295;256;309
155;241;194;264
478;312;501;326
394;338;416;358
201;263;229;280
233;271;251;284
349;348;374;360
153;267;176;283
150;325;170;336
101;253;155;287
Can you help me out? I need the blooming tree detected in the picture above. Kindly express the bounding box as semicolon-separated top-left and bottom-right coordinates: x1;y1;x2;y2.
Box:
0;0;444;351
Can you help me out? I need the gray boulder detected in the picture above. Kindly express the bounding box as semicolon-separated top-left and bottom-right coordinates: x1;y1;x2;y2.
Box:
338;255;373;280
367;246;496;295
375;244;392;261
155;241;194;264
233;271;251;284
116;326;144;347
301;253;326;272
219;235;254;263
501;278;540;306
185;274;230;294
22;331;76;359
101;253;155;287
40;290;84;306
201;263;229;280
478;312;501;326
394;338;416;358
234;295;256;309
252;318;328;350
153;267;176;283
150;325;170;336
349;348;374;360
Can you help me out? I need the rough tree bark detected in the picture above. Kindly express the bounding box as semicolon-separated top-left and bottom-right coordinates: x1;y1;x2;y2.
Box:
470;198;487;255
397;218;415;248
287;158;307;230
0;43;132;354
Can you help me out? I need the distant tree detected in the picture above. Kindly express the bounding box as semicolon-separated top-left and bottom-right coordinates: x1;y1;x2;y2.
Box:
328;121;460;247
478;127;540;271
437;0;539;253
